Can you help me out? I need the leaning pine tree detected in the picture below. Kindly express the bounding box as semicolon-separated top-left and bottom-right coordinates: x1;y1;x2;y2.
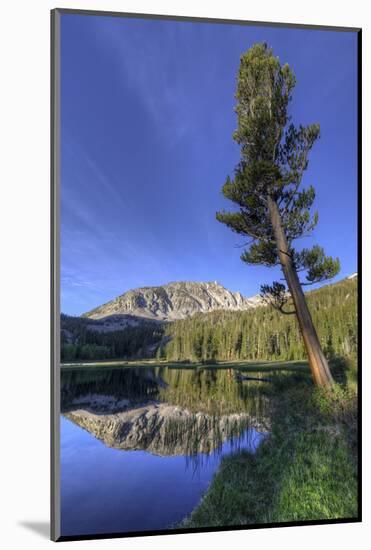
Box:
217;43;340;386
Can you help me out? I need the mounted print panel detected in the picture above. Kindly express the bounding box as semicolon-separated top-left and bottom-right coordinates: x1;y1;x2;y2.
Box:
51;8;361;542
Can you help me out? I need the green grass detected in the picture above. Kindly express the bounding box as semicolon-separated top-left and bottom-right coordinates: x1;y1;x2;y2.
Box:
183;371;358;528
273;430;357;521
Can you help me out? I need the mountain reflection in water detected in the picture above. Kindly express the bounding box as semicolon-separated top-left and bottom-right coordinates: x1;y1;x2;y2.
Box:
61;365;269;536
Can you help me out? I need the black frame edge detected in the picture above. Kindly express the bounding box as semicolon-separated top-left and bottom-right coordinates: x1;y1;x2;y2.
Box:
56;517;361;543
53;7;361;32
51;7;61;543
356;27;362;523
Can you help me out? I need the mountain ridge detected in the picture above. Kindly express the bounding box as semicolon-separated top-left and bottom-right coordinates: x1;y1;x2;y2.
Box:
83;280;263;322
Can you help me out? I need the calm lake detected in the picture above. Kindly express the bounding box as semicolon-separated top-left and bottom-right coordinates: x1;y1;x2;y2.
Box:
60;365;270;537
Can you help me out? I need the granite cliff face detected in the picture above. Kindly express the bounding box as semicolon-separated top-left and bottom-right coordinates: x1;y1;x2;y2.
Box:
83;281;262;321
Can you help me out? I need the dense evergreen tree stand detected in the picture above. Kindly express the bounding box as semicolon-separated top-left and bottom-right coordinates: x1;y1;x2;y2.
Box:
162;277;357;366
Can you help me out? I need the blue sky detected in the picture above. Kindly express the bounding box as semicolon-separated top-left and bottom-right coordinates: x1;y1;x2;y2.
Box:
60;14;358;316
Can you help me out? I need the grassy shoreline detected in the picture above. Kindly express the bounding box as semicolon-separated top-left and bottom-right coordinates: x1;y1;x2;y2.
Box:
182;370;358;527
60;358;309;371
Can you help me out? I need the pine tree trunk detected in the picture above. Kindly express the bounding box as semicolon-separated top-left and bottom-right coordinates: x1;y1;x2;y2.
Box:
267;196;334;387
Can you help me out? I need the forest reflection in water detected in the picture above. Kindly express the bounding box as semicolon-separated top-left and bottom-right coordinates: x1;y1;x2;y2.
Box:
60;365;271;536
61;365;271;456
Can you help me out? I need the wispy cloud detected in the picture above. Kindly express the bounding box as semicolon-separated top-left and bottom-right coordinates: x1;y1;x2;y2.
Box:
89;18;199;147
63;136;127;211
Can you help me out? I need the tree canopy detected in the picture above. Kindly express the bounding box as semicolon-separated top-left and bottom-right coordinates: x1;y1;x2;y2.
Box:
216;43;339;314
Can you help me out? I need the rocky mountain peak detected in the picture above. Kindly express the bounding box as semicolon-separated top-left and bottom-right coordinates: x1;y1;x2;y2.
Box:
83;280;262;321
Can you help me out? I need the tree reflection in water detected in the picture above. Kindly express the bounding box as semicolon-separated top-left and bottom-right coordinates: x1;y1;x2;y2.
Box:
61;365;270;459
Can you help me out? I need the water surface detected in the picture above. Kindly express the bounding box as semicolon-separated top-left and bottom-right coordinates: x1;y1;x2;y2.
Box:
61;365;269;536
